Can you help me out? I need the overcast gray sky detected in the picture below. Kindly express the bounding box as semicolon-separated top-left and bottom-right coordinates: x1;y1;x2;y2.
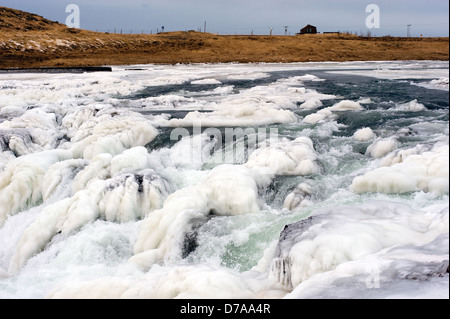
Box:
2;0;448;36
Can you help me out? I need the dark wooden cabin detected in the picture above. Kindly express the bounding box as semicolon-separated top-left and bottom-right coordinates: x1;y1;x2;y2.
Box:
299;24;317;34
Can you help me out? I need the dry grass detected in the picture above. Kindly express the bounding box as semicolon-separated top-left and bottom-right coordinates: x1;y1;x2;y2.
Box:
1;6;448;68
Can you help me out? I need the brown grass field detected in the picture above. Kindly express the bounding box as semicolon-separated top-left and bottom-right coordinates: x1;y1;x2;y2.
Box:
0;6;448;68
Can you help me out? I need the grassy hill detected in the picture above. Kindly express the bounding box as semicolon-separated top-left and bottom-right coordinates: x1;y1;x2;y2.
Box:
0;6;448;68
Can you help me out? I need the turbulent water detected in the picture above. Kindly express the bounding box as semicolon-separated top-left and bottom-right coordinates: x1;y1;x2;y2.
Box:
0;61;448;299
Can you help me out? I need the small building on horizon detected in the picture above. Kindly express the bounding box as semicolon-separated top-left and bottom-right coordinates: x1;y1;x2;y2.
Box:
298;24;317;34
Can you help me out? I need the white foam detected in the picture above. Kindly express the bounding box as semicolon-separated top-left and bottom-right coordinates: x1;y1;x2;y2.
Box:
165;75;336;127
64;106;158;159
191;79;222;85
169;102;297;127
245;137;319;176
365;137;398;158
330;100;364;111
41;158;88;201
0;108;62;152
303;108;334;124
358;97;373;104
46;262;285;299
0;105;26;118
0;149;73;227
283;183;313;210
353;127;376;142
414;77;449;91
167;131;223;168
394;99;427;112
131;164;263;269
7;147;170;272
351;144;449;195
326;62;449;80
276;74;325;85
212;85;235;95
299;98;323;110
227;72;270;80
9;172;168;272
303;100;363;124
137;95;209;110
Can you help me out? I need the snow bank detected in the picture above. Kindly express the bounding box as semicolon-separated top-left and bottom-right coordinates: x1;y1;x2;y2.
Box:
286;232;449;299
8;147;170;272
268;201;449;289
